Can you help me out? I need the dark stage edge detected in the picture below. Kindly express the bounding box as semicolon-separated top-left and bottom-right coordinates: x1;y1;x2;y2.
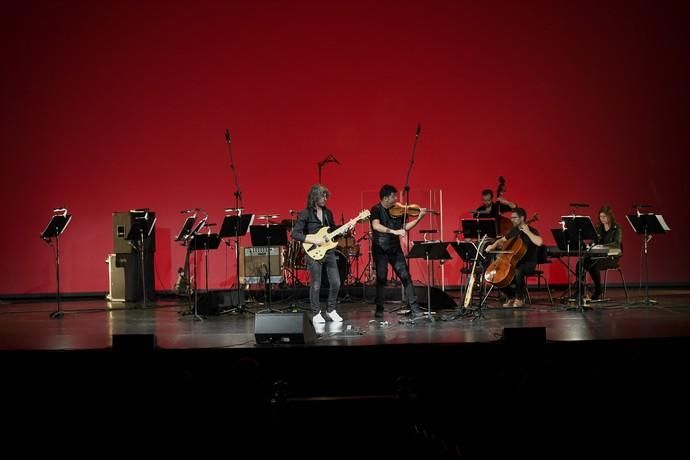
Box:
2;288;689;459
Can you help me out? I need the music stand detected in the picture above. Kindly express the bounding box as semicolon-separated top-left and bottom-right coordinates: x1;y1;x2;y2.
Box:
250;224;288;309
561;215;596;311
125;211;156;308
551;228;577;301
41;211;72;319
626;213;670;305
461;218;497;240
219;213;255;314
185;233;221;321
175;216;197;242
407;241;450;322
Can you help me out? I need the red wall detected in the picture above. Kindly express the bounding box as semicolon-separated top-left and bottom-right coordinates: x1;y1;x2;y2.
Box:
2;0;689;295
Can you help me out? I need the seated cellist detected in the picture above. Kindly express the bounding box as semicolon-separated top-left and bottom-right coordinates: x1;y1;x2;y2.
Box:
485;208;543;308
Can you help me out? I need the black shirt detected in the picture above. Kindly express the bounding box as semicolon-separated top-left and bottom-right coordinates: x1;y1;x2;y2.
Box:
596;224;622;249
475;202;513;220
504;225;541;265
291;207;335;243
370;203;403;250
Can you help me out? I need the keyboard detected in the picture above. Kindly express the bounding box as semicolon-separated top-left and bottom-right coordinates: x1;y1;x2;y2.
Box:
547;245;621;258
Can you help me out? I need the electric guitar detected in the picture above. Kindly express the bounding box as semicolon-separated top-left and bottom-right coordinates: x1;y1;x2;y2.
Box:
463;235;488;308
302;210;370;261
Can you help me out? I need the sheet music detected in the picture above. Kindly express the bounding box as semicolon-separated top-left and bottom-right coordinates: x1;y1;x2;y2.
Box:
656;215;671;231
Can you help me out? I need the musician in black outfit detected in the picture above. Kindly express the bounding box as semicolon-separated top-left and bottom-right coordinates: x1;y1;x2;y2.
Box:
475;188;517;234
292;184;345;323
370;184;427;319
575;205;623;301
485;207;543;308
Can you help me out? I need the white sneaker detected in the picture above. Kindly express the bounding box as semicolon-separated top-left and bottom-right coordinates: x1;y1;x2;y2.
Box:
312;312;326;324
328;310;343;322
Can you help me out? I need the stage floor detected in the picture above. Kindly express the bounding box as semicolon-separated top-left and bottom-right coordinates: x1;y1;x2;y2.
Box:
2;287;690;350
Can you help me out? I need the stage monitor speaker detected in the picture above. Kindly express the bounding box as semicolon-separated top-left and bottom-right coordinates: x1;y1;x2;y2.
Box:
254;312;316;344
112;211;156;254
503;327;546;345
414;286;457;308
240;246;283;285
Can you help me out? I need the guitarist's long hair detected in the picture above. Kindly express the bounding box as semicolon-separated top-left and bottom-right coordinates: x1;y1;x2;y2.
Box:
306;184;329;209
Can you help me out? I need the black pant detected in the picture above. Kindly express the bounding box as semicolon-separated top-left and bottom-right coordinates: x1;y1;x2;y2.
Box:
501;261;537;301
576;256;620;295
373;243;419;311
306;250;341;314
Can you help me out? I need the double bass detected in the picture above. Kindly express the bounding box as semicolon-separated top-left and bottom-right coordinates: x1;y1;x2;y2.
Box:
484;214;539;288
496;176;512;237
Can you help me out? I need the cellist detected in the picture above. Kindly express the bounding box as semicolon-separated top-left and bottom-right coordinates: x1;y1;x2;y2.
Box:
484;208;543;308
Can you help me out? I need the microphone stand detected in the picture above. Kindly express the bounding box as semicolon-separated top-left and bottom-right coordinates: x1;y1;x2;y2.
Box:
317;154;338;183
400;123;421;303
226;129;250;313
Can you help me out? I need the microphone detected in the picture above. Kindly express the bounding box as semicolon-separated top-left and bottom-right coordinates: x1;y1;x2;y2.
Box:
329;154;340;165
569;203;589;208
341;213;345;225
179;208;199;214
416;123;421;137
225;129;231;144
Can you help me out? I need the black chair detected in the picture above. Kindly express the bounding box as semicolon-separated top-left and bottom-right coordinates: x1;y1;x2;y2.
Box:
525;245;553;306
602;243;628;303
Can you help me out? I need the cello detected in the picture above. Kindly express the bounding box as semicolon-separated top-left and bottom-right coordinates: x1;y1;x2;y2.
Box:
484;214;539;288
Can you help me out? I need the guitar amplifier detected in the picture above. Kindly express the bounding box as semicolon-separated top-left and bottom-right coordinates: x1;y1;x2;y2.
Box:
239;246;283;284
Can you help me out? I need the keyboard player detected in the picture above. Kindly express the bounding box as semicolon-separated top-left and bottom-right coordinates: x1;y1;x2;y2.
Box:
575;205;623;300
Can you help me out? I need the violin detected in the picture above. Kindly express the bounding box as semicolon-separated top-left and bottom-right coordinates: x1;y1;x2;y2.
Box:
389;202;439;218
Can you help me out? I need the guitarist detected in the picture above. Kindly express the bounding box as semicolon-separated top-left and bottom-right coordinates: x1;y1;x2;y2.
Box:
370;184;427;319
485;208;543;308
292;184;343;324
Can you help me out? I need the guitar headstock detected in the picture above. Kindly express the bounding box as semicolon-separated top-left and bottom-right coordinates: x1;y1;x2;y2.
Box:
356;210;371;222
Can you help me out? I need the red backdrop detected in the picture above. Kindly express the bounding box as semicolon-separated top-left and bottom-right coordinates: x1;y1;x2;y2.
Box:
2;0;689;295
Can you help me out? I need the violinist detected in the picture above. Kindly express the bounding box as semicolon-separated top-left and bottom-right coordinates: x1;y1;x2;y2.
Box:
485;208;543;308
370;184;427;319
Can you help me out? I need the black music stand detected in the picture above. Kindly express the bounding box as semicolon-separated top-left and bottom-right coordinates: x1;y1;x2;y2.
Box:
626;213;670;305
219;213;254;314
561;215;596;311
446;236;491;321
551;228;578;302
126;211;156;308
174;216;197;296
185;233;221;321
175;216;197;242
41;212;72;319
250;224;288;310
407;241;450;323
461;218;497;240
449;240;487;305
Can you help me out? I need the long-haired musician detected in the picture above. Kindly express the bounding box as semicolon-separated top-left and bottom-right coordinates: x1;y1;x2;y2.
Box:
576;205;623;301
292;184;343;323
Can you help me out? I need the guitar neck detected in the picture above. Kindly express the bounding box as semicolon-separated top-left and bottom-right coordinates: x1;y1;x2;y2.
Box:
328;218;358;238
